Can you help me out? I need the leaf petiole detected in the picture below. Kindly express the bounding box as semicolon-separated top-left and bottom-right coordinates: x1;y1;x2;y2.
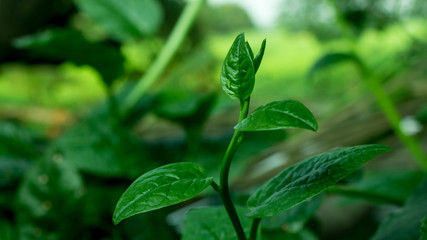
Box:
219;98;250;240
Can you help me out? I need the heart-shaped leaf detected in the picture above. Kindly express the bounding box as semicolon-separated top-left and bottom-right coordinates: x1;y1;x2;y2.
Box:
113;162;213;224
235;100;318;132
247;145;391;218
221;33;255;101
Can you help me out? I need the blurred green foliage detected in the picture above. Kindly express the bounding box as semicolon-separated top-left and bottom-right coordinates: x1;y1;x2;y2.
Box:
0;0;426;239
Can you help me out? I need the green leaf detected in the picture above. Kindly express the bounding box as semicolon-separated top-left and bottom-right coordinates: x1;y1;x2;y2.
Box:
0;220;14;240
330;170;425;205
113;162;213;225
182;206;252;240
74;0;163;41
372;177;427;240
51;117;153;177
246;145;391;218
253;39;266;73
421;218;427;240
261;195;323;232
235;100;318;132
16;153;85;239
14;29;124;86
308;53;362;78
245;41;254;60
221;33;255;101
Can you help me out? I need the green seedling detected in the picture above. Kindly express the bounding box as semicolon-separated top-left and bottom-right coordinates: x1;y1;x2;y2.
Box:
112;33;391;240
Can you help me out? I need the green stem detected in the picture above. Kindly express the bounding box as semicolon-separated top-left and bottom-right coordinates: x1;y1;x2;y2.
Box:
210;181;221;193
249;218;261;240
364;75;427;171
219;99;250;240
328;0;427;171
120;0;207;116
327;186;404;206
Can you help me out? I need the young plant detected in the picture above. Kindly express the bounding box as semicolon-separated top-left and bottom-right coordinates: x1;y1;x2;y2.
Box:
112;33;391;239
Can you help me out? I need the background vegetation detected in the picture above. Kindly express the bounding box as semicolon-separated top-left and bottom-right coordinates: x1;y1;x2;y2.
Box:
0;0;426;239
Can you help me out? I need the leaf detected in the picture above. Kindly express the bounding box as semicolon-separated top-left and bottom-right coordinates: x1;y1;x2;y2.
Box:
0;220;14;240
308;53;362;78
74;0;163;41
16;153;85;239
332;170;425;205
253;39;266;73
261;228;318;240
0;156;31;187
153;90;217;127
246;145;391;218
371;177;427;240
113;162;213;225
235;100;318;132
14;29;125;86
221;33;255;101
261;195;323;232
182;206;252;240
51;117;153;177
421;218;427;240
0;120;38;158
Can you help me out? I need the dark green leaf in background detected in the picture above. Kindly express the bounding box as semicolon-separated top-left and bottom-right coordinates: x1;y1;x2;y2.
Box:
0;220;15;240
221;33;255;101
253;39;266;73
182;206;253;240
247;145;391;218
16;153;85;240
14;29;124;86
235;100;318;132
261;195;323;233
371;177;427;240
330;170;425;205
0;121;38;158
421;217;427;240
50;117;152;178
308;53;363;78
113;162;213;225
74;0;163;41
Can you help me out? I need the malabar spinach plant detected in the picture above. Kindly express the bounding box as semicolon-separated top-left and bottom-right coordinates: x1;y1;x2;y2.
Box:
112;33;391;239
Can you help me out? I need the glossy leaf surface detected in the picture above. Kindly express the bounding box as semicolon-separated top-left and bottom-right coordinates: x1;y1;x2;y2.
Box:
221;33;255;100
372;177;427;240
75;0;163;41
113;162;213;224
235;100;318;132
182;206;252;240
253;39;266;73
247;145;391;218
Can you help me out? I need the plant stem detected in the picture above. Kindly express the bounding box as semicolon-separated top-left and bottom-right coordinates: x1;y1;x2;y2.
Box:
364;74;427;171
249;218;261;240
120;0;207;116
219;99;250;240
328;0;427;171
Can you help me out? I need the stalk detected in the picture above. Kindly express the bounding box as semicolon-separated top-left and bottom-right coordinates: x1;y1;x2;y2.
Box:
120;0;207;116
249;218;261;240
328;0;427;171
219;99;250;240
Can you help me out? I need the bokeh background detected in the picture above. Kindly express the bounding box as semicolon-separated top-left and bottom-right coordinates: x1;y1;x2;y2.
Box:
1;0;427;239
